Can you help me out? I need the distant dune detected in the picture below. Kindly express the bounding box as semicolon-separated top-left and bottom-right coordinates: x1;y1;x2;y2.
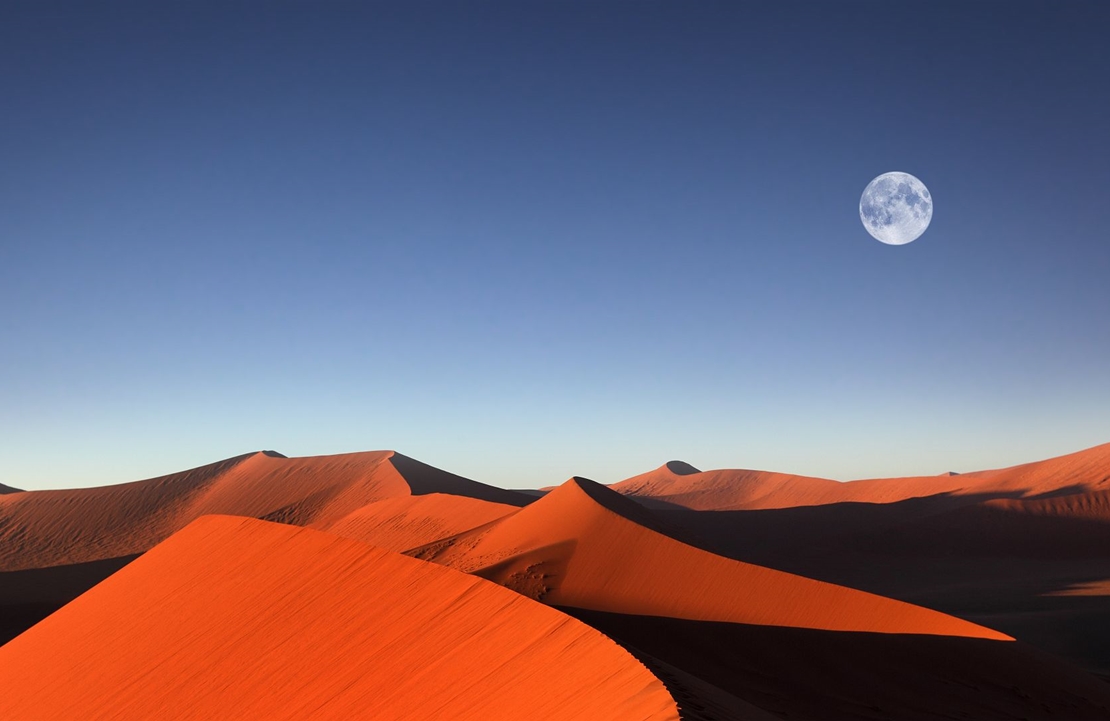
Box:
613;463;842;510
0;449;529;571
612;441;1110;677
0;450;530;644
0;516;679;720
612;441;1110;511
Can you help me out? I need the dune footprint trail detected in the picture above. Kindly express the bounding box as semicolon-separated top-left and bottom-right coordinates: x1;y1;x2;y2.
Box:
0;516;679;721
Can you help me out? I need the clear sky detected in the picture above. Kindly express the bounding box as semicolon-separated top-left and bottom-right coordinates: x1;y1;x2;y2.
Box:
3;2;1109;490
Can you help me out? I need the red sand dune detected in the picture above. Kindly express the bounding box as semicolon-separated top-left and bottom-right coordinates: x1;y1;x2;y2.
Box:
0;515;679;721
5;445;1110;719
318;492;517;552
0;450;528;571
625;444;1110;676
410;476;1008;639
613;460;841;510
612;441;1110;510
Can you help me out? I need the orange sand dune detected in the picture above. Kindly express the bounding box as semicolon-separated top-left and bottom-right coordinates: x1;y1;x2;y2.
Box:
643;464;1110;673
0;450;529;571
318;493;517;552
410;476;1009;639
613;441;1110;510
613;460;842;510
0;515;679;721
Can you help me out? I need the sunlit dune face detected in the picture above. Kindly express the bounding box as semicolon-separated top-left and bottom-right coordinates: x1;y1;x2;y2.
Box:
0;516;680;721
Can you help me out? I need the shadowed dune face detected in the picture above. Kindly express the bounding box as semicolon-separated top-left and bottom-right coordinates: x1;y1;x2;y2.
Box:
0;483;21;494
410;477;1009;639
628;445;1110;676
653;498;1110;676
0;516;680;721
0;450;531;571
664;460;700;475
567;608;1110;721
0;555;137;646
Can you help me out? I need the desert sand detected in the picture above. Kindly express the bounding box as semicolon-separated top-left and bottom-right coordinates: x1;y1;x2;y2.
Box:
410;476;1007;638
0;515;678;720
0;450;527;644
612;442;1110;678
3;444;1110;719
0;450;528;572
612;441;1110;510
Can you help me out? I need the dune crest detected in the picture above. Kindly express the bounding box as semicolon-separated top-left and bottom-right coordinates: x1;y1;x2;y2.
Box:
411;476;1009;639
0;516;679;721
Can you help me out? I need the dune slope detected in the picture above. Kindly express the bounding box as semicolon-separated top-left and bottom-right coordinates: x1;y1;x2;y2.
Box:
0;516;678;721
0;450;529;571
317;493;517;552
411;476;1008;639
635;444;1110;675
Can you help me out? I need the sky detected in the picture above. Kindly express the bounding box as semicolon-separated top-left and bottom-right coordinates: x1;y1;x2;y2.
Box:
3;1;1109;491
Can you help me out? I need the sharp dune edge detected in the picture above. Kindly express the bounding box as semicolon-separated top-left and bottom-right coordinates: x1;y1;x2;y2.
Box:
0;516;679;720
4;444;1110;719
411;476;1009;639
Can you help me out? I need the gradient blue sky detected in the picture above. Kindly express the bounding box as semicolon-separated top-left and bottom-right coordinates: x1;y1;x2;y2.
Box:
4;2;1109;490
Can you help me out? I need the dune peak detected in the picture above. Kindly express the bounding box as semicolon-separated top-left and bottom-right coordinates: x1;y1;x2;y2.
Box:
664;460;701;475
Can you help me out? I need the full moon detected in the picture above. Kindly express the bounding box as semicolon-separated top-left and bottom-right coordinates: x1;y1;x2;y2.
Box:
859;171;932;245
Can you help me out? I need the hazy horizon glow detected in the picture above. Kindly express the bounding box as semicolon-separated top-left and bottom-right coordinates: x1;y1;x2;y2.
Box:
3;2;1109;491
